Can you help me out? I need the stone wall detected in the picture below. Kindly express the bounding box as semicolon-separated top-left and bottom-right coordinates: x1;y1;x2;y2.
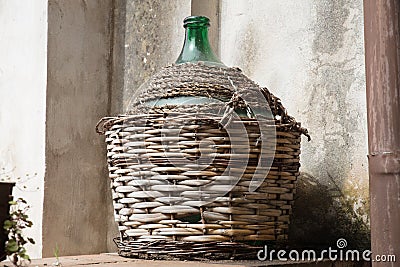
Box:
220;0;369;249
114;0;191;113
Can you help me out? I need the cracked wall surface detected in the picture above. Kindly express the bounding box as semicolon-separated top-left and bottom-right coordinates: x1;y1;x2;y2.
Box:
118;0;369;249
220;0;369;248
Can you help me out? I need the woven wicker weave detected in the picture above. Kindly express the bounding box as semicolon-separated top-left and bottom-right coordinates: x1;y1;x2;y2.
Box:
97;62;309;260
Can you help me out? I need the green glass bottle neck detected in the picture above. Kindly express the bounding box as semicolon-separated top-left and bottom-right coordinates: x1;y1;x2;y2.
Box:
175;17;225;67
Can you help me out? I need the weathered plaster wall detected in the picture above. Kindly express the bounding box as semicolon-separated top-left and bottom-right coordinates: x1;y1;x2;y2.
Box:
44;0;114;257
220;0;369;248
118;0;191;112
116;0;369;249
0;0;47;258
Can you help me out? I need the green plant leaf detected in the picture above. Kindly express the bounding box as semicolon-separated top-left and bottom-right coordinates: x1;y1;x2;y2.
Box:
3;196;34;264
3;220;14;230
6;240;18;253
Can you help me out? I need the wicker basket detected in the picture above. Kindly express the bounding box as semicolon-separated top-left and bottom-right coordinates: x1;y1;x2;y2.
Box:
96;63;309;260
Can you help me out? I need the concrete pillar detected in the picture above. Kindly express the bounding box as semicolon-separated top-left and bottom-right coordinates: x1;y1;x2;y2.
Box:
44;0;114;257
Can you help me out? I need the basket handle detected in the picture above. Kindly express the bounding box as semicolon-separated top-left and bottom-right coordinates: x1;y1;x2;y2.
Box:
95;117;119;134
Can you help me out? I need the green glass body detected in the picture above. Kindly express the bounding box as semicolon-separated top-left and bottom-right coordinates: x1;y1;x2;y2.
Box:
175;16;225;67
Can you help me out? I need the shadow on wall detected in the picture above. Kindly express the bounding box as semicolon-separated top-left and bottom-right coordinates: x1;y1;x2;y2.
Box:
289;173;370;250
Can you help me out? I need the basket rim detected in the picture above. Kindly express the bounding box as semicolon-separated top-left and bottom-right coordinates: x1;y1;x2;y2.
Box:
96;112;310;141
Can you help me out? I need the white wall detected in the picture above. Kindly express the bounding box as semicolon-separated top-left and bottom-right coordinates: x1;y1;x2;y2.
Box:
0;0;47;258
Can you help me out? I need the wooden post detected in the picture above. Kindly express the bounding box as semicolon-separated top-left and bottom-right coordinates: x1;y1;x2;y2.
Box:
363;0;400;266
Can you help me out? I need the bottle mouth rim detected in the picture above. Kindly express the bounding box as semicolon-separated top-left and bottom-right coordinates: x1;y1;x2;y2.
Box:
183;16;210;28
